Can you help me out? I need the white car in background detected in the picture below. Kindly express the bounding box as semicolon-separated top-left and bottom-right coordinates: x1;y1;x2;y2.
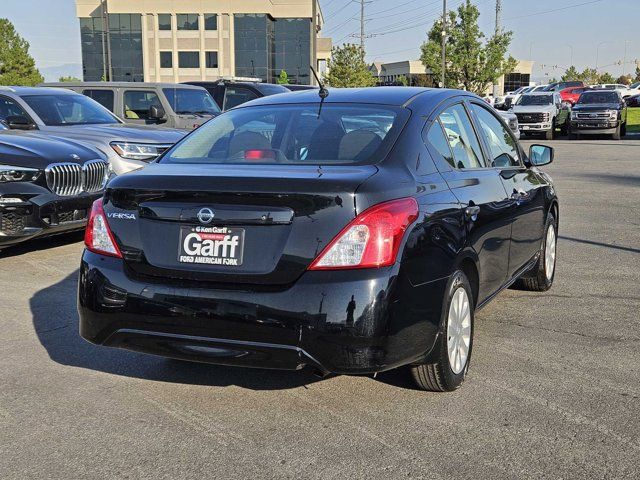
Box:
499;86;536;110
591;84;630;97
497;110;520;139
621;81;640;98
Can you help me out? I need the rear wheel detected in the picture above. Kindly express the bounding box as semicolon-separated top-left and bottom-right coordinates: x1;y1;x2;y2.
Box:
621;122;627;137
559;120;568;136
515;213;557;292
411;270;474;392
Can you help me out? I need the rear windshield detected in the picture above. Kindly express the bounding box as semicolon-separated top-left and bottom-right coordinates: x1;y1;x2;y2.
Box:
516;95;553;106
163;88;220;115
577;91;619;104
161;104;409;166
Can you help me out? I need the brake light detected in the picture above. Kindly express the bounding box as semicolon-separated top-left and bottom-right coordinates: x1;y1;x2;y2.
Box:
309;197;418;270
245;149;276;161
84;198;122;258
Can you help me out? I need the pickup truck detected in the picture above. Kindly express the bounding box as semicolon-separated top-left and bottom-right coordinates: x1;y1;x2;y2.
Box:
569;89;627;140
510;92;570;140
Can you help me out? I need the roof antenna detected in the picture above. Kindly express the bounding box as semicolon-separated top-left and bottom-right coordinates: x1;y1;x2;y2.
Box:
310;65;329;119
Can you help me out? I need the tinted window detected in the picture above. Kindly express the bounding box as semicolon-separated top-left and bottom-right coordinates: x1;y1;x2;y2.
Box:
577;91;619;104
163;88;220;114
516;95;553;106
22;94;117;126
123;90;162;119
178;51;199;68
438;104;484;169
0;96;31;122
160;51;173;68
205;51;218;68
158;14;171;30
470;104;519;168
425;121;455;169
177;14;198;30
82;89;114;112
162;104;407;166
204;14;217;30
223;87;259;110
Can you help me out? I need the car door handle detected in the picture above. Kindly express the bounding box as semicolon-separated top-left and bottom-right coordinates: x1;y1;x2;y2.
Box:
465;205;480;221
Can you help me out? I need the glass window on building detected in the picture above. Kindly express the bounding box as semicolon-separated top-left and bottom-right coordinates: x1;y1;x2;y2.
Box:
123;90;162;119
234;14;273;82
82;89;115;112
274;18;311;85
504;73;531;93
178;51;200;68
158;14;172;31
108;14;144;82
204;14;217;30
79;17;105;81
177;14;199;30
160;51;173;68
205;51;218;69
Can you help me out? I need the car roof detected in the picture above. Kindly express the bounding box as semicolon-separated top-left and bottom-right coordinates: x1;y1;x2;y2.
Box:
523;91;554;96
236;87;462;107
40;82;206;90
0;86;80;96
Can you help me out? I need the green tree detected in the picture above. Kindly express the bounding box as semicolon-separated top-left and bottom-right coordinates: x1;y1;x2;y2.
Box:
276;70;289;85
59;75;81;82
397;75;410;86
597;72;615;84
324;43;376;88
561;66;580;81
616;75;631;85
419;1;517;94
634;65;640;82
0;18;43;86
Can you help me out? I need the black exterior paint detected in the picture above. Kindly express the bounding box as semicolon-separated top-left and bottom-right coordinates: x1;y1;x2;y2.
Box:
78;87;558;374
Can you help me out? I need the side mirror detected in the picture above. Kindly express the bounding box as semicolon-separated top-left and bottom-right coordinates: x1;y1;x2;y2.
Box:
148;105;166;121
6;115;36;130
529;144;554;167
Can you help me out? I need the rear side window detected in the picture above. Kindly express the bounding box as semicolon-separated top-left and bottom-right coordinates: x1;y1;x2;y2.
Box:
438;104;484;169
162;104;408;166
123;90;162;119
425;121;455;169
82;89;114;112
223;87;259;110
470;104;519;168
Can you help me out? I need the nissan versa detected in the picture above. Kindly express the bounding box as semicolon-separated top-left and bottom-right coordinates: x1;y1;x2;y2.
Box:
78;88;559;391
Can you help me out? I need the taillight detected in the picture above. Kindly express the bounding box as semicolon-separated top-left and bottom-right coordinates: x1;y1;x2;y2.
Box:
84;198;122;258
309;197;418;270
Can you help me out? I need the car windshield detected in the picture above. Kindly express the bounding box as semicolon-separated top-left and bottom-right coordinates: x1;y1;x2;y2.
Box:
516;95;553;106
21;94;119;126
630;82;640;89
577;91;619;104
161;104;408;166
163;88;220;115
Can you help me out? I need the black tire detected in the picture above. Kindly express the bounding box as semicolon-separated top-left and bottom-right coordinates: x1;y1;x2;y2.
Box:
411;270;474;392
559;121;568;136
612;123;621;140
514;213;557;292
545;120;555;140
621;122;626;137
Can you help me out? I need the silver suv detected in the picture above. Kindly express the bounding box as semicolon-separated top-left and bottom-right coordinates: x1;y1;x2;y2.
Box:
41;82;220;130
0;87;186;175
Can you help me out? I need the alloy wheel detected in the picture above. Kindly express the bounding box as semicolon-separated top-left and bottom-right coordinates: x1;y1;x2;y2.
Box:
545;224;557;281
447;287;472;375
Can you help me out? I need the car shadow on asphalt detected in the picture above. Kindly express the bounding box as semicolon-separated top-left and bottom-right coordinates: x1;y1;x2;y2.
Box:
0;231;84;259
29;270;415;390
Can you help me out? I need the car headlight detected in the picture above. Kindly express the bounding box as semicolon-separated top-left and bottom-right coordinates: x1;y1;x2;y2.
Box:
110;142;169;161
570;111;578;119
607;110;618;119
0;164;40;183
543;112;550;121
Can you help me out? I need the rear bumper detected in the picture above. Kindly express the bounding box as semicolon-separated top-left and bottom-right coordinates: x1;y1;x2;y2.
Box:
0;190;102;248
78;251;448;374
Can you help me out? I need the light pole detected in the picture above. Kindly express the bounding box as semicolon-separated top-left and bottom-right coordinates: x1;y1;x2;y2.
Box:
595;41;608;71
622;40;630;76
441;0;447;88
566;44;574;67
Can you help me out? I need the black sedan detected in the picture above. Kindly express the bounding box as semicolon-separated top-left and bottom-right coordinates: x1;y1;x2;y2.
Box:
569;90;627;140
78;87;558;392
0;122;109;250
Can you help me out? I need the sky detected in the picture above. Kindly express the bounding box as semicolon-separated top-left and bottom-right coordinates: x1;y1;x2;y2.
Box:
1;0;639;82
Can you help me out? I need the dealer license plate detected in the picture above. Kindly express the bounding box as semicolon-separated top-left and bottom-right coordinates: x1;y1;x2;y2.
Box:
178;226;245;266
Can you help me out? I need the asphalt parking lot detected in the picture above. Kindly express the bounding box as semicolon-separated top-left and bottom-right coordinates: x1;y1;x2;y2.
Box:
1;137;639;479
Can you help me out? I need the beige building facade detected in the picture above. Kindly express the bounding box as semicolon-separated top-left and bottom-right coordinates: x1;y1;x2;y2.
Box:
76;0;331;85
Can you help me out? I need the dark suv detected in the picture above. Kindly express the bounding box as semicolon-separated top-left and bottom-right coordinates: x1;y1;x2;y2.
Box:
184;80;290;111
569;90;627;140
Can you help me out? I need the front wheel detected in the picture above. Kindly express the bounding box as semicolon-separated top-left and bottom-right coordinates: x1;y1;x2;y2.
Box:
612;123;622;140
411;270;474;392
545;120;555;140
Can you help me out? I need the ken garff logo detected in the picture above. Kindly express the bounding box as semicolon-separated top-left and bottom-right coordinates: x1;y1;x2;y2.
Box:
70;154;81;160
197;207;215;224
